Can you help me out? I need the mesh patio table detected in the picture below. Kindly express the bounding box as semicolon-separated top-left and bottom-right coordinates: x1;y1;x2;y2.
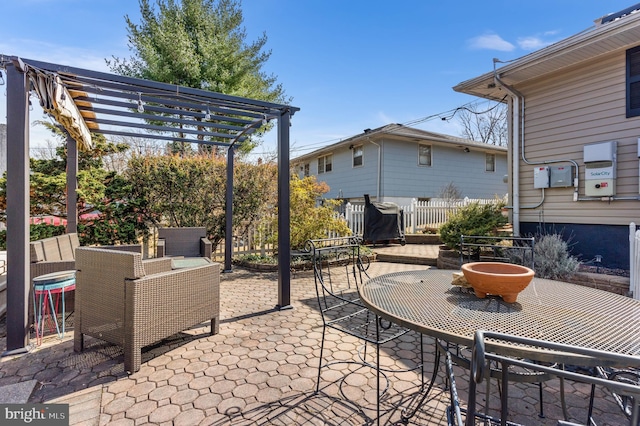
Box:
359;269;640;366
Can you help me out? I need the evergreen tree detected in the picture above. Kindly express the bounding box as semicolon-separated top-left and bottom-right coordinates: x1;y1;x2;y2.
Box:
108;0;288;154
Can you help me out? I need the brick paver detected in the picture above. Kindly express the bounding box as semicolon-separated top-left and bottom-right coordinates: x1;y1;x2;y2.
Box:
0;244;633;425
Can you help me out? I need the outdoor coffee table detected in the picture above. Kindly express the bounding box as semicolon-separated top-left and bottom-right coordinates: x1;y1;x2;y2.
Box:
171;257;212;269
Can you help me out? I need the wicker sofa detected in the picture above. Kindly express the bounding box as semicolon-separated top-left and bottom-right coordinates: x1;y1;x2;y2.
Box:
156;227;212;258
30;233;142;281
74;247;220;373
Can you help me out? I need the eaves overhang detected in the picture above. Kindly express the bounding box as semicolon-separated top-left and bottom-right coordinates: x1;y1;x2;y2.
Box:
291;123;506;163
453;6;640;101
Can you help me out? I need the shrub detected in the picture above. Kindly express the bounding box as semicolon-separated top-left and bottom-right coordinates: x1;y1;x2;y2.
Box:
0;223;66;250
439;201;508;251
533;233;579;279
267;175;351;250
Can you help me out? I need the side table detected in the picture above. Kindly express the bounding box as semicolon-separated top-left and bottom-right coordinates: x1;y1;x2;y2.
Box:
32;270;76;345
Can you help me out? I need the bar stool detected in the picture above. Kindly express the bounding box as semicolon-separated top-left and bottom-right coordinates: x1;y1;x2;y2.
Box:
32;270;76;345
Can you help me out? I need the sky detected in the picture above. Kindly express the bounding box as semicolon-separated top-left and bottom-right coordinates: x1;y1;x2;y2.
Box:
0;0;636;160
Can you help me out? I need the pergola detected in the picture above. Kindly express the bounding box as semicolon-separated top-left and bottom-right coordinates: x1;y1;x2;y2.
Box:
1;55;299;355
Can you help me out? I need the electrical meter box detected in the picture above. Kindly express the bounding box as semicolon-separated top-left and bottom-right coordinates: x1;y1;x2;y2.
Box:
584;141;617;197
533;166;550;189
549;165;574;188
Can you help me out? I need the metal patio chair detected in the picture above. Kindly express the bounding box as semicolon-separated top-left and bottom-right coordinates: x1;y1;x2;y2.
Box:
445;330;640;426
308;236;424;425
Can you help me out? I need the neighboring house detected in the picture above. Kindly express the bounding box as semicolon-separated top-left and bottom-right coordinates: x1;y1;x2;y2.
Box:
291;123;508;206
453;3;640;270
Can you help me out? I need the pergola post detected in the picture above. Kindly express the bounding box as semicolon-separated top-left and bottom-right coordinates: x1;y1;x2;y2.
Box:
224;146;234;272
4;59;31;355
277;109;292;310
66;133;78;233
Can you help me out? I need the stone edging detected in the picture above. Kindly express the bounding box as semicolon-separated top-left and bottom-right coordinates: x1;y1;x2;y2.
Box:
235;253;377;272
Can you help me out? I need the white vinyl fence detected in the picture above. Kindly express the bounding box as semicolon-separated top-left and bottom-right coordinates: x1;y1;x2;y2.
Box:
212;197;502;260
629;223;640;300
345;197;502;236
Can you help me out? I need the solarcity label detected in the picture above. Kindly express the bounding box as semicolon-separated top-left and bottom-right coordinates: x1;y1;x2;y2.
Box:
1;404;68;425
585;168;612;179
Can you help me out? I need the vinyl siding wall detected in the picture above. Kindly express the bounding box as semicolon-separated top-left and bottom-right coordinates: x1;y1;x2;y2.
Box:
295;138;507;202
380;138;507;200
517;49;640;226
299;144;379;199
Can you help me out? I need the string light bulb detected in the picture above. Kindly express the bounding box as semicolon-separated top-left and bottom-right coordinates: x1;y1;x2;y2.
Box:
137;93;144;113
262;115;268;126
204;106;211;120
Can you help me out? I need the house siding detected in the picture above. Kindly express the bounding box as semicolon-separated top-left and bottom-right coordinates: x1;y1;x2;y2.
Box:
380;139;507;200
292;125;508;207
517;49;640;227
513;49;640;268
300;145;379;199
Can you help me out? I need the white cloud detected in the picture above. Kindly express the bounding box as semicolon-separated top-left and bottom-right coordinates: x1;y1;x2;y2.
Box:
517;36;547;50
0;38;122;72
468;34;515;52
517;36;557;51
376;111;395;125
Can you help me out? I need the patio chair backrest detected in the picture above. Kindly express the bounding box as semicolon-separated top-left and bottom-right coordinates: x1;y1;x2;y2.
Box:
75;247;147;346
457;330;640;426
307;236;368;310
158;227;207;257
30;233;81;263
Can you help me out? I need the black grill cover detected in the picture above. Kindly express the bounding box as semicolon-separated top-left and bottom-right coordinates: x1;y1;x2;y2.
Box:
363;194;404;244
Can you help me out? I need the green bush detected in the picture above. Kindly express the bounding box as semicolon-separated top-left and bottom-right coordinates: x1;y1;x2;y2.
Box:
533;233;579;279
0;223;66;250
439;201;508;251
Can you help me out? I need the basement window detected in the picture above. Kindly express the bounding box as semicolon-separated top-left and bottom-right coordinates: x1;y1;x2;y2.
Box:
626;45;640;117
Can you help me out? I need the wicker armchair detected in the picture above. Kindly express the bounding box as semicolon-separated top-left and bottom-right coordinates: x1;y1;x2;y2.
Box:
156;227;212;259
74;247;220;373
30;233;143;281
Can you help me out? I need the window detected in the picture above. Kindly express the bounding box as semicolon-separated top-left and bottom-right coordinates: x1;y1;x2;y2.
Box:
303;163;310;177
627;46;640;117
318;154;332;174
485;153;496;172
352;145;363;167
418;144;431;166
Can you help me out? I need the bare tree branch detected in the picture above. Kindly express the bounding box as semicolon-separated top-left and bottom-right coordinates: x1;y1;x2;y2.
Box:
457;102;507;146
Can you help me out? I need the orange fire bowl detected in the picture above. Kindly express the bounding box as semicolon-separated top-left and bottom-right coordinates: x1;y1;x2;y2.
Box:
461;262;535;303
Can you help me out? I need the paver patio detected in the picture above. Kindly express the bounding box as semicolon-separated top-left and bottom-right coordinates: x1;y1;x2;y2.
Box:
0;258;631;425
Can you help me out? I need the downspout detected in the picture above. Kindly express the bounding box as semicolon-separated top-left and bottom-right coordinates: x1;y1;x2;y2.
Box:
493;62;522;235
367;137;381;201
493;59;580;235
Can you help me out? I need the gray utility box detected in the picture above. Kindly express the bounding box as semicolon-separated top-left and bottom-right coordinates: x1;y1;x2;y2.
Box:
549;165;574;188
